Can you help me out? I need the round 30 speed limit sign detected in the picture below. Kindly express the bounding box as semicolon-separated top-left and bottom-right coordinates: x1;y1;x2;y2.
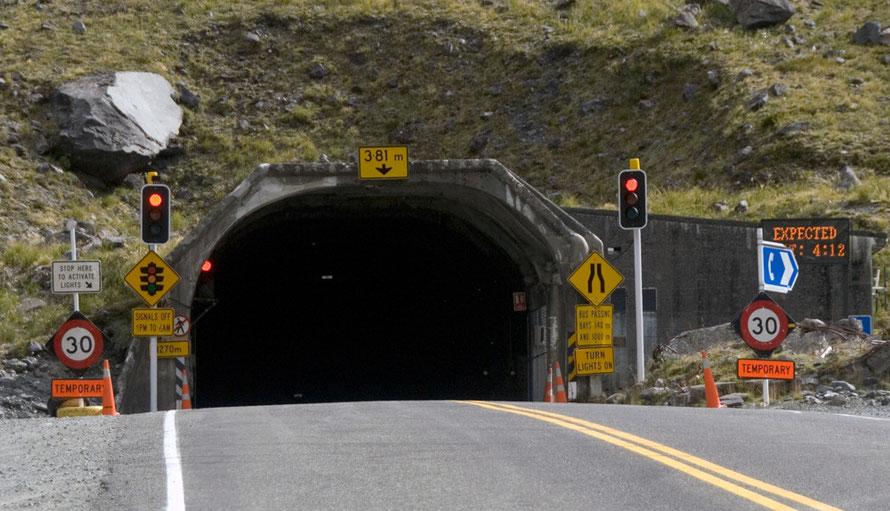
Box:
739;299;789;353
53;318;104;370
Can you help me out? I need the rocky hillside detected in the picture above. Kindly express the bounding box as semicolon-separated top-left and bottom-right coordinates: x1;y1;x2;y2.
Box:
1;0;890;410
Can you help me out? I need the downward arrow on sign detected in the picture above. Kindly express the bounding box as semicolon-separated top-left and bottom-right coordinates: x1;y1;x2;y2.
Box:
377;164;392;175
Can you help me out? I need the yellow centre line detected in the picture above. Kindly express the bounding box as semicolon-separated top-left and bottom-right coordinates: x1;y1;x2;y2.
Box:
459;401;842;511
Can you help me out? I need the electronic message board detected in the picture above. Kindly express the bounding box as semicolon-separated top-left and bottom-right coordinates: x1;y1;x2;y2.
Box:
761;218;850;264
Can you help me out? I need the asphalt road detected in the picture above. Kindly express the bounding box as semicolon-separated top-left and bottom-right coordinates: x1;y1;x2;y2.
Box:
69;401;887;511
5;402;890;510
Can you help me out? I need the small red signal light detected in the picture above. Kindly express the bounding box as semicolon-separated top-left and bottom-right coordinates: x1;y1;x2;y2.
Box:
148;193;163;207
624;178;638;192
201;260;212;272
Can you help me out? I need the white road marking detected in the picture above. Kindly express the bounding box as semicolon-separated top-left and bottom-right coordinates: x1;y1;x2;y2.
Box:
835;413;890;422
164;410;186;511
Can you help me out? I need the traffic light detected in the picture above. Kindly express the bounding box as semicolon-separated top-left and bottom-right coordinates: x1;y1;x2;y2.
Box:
141;184;170;244
618;169;647;230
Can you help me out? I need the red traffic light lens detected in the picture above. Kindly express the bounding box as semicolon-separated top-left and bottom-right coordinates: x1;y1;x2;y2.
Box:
148;193;163;207
201;260;212;272
624;178;639;192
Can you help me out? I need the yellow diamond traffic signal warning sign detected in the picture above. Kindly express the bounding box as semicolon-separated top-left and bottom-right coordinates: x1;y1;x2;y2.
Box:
568;252;624;305
125;250;180;307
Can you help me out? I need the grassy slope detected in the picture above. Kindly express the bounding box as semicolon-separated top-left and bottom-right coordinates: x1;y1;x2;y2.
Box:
1;0;890;355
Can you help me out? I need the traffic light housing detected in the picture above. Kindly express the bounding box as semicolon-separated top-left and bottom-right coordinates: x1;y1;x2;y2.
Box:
618;169;647;229
140;184;170;244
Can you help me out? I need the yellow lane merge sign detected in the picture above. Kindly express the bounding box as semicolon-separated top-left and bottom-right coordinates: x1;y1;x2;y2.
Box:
124;250;180;307
359;146;408;179
568;252;624;305
576;347;615;375
155;340;190;358
132;308;175;337
576;304;613;347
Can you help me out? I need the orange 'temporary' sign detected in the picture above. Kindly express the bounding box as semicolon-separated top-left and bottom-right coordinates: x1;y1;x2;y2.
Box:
737;359;795;380
51;379;105;398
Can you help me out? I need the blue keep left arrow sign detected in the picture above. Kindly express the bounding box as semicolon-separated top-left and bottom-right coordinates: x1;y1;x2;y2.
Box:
760;243;799;293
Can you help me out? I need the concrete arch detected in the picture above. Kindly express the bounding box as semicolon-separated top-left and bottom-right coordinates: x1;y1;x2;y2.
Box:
119;159;601;412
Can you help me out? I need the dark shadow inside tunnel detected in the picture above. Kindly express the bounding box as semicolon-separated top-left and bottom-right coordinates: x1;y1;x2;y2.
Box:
191;199;529;407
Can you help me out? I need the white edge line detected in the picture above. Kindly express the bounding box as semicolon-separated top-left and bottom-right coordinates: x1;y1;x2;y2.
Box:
835;413;890;422
164;409;186;511
778;409;890;421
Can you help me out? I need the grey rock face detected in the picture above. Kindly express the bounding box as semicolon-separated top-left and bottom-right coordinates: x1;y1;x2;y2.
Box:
838;165;861;190
51;72;183;183
729;0;794;29
852;22;890;45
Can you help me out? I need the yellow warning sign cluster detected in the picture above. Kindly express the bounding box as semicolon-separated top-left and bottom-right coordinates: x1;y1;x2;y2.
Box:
568;251;621;375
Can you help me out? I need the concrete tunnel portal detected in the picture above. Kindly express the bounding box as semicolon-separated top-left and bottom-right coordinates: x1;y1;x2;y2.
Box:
118;160;602;412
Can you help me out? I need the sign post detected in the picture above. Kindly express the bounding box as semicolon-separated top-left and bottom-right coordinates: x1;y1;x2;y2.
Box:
752;228;799;403
46;223;106;410
125;248;180;412
617;158;648;383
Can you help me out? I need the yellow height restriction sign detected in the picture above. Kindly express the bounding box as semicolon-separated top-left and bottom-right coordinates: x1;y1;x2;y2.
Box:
576;304;613;347
358;146;408;179
132;308;175;337
568;252;624;305
576;347;615;375
124;250;180;307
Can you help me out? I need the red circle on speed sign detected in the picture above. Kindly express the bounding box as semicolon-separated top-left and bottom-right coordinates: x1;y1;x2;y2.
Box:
53;319;103;370
739;299;789;352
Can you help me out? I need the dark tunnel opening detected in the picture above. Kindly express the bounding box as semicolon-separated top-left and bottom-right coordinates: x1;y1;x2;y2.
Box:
192;200;530;408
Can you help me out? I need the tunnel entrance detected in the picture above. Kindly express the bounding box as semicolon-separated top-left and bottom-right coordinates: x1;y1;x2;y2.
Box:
118;160;603;413
192;197;529;407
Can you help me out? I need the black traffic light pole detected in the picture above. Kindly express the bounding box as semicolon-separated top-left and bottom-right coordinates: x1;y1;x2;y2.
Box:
618;160;647;384
141;179;170;412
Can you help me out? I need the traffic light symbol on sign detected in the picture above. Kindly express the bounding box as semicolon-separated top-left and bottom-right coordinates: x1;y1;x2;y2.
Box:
618;169;647;230
140;262;164;296
141;184;170;244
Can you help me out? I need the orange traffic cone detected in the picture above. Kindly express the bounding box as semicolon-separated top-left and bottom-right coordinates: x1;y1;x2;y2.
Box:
180;369;192;410
701;351;726;409
554;362;568;403
101;359;120;416
543;367;554;402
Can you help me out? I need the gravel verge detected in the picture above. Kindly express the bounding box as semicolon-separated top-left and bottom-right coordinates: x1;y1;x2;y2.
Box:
0;415;125;510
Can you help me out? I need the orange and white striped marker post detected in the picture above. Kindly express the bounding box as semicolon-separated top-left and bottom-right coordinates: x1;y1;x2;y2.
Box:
554;362;568;403
543;367;554;402
701;351;726;409
180;368;192;410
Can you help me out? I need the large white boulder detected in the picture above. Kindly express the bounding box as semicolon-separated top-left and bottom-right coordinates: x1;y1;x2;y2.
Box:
52;72;182;183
